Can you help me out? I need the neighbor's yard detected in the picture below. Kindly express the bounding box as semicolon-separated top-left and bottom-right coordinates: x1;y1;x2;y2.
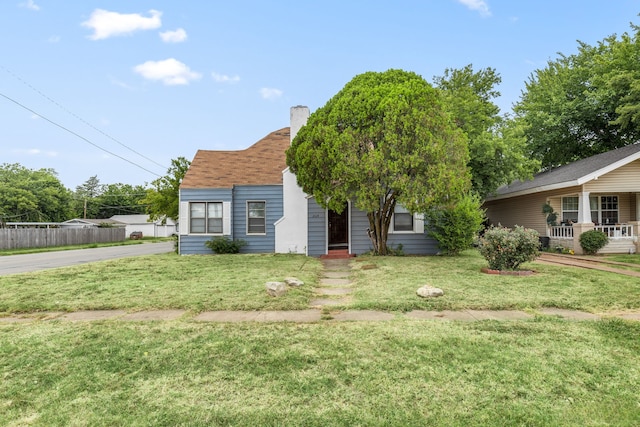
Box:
1;250;640;426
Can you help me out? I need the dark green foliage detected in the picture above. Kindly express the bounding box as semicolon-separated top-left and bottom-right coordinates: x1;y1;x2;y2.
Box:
287;69;470;255
434;65;539;197
515;23;640;169
205;236;247;254
142;157;190;223
479;225;540;270
426;194;485;255
579;230;609;255
0;163;71;223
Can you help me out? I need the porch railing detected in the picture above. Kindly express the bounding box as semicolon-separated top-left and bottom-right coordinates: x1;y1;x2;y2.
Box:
550;224;634;240
595;224;634;238
550;226;573;239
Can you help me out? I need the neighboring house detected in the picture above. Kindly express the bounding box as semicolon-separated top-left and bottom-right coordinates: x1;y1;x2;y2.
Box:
483;143;640;254
178;106;437;256
61;218;124;229
110;215;176;238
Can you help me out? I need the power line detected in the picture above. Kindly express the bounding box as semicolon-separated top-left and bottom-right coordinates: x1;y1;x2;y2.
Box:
1;65;169;171
0;92;163;178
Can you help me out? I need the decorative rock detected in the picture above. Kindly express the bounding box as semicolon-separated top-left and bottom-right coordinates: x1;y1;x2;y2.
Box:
284;277;304;287
416;285;444;298
266;281;287;297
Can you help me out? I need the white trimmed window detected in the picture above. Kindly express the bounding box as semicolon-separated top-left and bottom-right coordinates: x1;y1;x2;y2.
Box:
561;197;579;223
190;202;223;234
247;201;266;234
590;195;619;225
393;204;414;232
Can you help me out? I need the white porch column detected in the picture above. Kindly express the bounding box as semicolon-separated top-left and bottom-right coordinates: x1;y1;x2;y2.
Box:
578;191;591;223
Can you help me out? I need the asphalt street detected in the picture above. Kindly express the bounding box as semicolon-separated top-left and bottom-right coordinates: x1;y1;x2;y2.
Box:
0;242;174;276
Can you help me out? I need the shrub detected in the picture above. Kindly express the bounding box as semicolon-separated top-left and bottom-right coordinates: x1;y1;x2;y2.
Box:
426;195;485;256
205;236;247;254
479;225;540;271
579;230;609;255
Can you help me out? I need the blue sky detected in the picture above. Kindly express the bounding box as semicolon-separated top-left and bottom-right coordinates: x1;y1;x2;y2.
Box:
1;0;639;189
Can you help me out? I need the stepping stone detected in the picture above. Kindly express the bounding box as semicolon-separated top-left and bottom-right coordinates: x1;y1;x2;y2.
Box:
323;271;351;279
310;298;349;307
120;310;187;321
315;288;352;296
58;310;127;321
320;278;352;286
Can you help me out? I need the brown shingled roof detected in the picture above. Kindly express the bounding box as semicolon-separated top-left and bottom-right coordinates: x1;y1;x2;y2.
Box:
181;127;291;189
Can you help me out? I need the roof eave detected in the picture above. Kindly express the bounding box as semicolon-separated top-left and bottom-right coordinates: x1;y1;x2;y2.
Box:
485;180;581;201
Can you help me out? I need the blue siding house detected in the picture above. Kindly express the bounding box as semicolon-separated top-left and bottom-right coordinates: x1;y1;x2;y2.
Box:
178;106;439;256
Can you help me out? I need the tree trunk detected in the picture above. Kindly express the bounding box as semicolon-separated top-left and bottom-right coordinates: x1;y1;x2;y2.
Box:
366;194;396;255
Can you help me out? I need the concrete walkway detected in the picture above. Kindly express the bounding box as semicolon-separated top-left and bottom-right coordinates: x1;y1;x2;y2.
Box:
536;252;640;277
2;308;640;324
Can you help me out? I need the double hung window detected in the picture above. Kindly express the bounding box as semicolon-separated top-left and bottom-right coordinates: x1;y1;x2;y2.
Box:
247;201;266;234
190;202;223;234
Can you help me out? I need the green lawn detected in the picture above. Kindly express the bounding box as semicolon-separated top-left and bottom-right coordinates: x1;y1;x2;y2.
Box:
2;250;640;425
1;250;639;314
1;318;639;426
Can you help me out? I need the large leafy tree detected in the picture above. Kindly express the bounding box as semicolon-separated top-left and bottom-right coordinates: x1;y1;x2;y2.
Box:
514;23;640;169
286;69;470;255
434;65;539;196
95;183;148;218
0;163;71;224
142;157;190;223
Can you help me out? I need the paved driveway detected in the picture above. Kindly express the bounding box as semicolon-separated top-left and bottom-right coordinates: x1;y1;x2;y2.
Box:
0;242;174;276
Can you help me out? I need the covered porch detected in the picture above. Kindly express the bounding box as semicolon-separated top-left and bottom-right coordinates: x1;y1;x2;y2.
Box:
547;191;639;254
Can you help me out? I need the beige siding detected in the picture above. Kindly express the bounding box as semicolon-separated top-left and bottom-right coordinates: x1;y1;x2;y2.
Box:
584;159;640;192
484;193;549;235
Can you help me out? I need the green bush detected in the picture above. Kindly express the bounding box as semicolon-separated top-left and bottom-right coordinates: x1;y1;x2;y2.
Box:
579;230;609;255
479;225;540;271
205;236;247;254
426;195;485;256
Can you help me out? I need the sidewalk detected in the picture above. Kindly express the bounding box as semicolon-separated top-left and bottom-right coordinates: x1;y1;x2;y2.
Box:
2;307;639;324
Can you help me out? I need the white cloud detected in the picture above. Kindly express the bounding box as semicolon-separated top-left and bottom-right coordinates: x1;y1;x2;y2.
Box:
259;87;283;100
19;0;40;11
160;28;187;43
82;9;162;40
47;35;61;43
212;72;240;84
133;58;202;85
457;0;491;17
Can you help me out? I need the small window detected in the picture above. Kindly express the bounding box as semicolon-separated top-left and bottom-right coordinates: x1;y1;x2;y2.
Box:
190;202;223;234
393;205;414;232
247;201;266;234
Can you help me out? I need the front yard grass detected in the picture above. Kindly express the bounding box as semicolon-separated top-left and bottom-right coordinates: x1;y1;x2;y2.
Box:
0;253;322;313
1;318;639;426
2;250;640;425
1;250;639;314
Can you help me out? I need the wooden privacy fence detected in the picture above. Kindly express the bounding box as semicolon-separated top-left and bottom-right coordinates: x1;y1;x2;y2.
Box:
0;228;126;250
